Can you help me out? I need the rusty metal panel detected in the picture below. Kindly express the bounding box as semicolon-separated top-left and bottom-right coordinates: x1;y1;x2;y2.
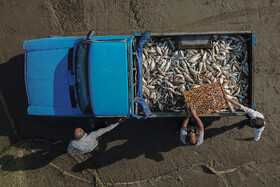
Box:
179;35;212;49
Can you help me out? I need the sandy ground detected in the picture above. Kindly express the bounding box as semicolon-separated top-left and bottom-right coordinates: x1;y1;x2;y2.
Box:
0;0;280;186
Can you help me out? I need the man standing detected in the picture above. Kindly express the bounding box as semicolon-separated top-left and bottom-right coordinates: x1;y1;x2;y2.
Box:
180;105;204;146
228;98;266;141
68;118;126;154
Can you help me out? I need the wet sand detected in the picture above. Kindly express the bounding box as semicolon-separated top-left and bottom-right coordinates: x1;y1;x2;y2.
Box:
0;0;280;186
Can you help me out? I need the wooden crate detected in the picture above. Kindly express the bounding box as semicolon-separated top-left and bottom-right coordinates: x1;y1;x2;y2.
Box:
183;81;229;116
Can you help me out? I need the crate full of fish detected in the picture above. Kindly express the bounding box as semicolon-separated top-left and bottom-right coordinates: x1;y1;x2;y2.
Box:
140;31;254;117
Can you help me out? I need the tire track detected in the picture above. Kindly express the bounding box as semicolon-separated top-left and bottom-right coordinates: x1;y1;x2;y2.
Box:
30;149;93;184
99;157;280;186
179;6;280;28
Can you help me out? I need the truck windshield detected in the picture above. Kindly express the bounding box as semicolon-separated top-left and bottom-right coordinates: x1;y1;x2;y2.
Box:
75;41;92;114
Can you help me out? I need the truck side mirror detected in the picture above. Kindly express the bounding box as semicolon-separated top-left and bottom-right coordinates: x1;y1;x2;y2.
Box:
87;29;95;40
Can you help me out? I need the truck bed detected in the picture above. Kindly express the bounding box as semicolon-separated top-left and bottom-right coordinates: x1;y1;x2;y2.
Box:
132;31;254;118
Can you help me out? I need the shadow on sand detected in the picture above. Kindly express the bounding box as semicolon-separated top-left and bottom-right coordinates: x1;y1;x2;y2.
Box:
204;118;250;140
72;118;183;172
0;139;68;171
0;54;103;171
0;54;95;141
0;55;248;172
72;117;239;172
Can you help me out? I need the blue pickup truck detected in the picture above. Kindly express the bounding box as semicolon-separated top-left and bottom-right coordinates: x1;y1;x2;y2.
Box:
24;31;254;118
24;30;140;117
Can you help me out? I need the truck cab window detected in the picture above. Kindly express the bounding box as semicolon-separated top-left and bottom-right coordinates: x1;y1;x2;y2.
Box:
75;41;92;114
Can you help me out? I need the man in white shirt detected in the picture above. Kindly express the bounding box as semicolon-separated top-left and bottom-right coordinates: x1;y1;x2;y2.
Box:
180;105;204;146
68;118;125;154
228;99;265;141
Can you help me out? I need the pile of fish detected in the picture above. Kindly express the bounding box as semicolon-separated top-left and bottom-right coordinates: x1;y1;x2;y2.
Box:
142;35;249;113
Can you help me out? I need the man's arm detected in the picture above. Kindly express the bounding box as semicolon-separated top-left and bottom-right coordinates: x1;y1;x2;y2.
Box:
194;115;204;132
228;98;241;108
228;98;262;118
182;113;191;128
93;118;126;138
180;112;190;145
93;122;119;138
239;105;264;119
189;105;204;146
67;141;74;153
190;106;204;132
194;116;204;132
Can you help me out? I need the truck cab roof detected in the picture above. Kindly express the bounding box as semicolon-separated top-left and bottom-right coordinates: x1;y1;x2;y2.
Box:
87;36;133;117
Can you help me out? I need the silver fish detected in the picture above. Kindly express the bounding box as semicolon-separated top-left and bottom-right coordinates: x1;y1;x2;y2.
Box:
142;35;249;113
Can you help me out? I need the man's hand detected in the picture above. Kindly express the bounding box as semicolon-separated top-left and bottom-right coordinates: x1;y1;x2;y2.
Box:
118;118;126;123
190;105;198;117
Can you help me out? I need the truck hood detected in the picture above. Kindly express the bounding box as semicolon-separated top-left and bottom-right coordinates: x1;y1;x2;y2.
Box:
24;37;86;116
25;48;72;108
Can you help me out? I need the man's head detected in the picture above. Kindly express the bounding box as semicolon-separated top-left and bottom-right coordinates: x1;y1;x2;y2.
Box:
187;131;197;145
74;128;85;139
250;117;265;129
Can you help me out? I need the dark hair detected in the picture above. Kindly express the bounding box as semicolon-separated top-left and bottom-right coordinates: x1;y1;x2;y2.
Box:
251;117;265;129
186;134;197;146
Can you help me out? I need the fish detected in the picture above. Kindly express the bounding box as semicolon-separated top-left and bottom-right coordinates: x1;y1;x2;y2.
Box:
163;48;169;57
143;48;148;58
156;46;163;56
206;64;213;72
147;85;155;90
198;61;203;74
190;84;201;89
157;65;166;76
189;54;201;63
165;79;175;88
215;55;226;61
142;35;249;113
183;73;194;83
202;52;207;61
150;58;155;72
167;39;175;51
182;60;190;74
165;59;172;72
211;63;222;72
160;59;167;69
148;47;156;54
143;85;150;97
